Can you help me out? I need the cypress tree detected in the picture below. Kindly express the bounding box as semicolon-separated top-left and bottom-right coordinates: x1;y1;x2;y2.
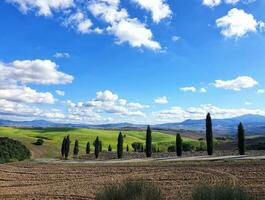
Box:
176;133;182;157
238;122;245;155
99;141;102;152
126;144;129;152
146;125;152;157
86;142;90;154
94;136;100;159
206;113;213;156
108;144;112;152
73;139;79;157
61;137;66;158
65;135;70;159
117;132;123;159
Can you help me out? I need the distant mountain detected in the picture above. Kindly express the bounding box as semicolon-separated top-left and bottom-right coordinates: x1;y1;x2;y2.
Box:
1;114;265;135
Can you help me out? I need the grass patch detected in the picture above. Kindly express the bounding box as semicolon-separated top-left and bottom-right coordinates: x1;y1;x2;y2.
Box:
192;184;261;200
95;180;161;200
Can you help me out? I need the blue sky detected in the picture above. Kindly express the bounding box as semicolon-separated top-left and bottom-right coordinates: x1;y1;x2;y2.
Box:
1;0;265;124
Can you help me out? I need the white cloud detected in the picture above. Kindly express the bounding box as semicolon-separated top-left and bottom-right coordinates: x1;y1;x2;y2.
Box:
53;52;70;58
0;59;73;85
88;0;161;50
131;0;172;23
202;0;221;7
172;36;181;42
154;96;168;104
216;8;263;38
200;88;207;93
214;76;258;91
153;104;265;123
244;102;251;105
96;90;118;101
7;0;74;16
56;90;65;96
257;89;265;94
224;0;240;4
0;84;55;104
180;86;196;92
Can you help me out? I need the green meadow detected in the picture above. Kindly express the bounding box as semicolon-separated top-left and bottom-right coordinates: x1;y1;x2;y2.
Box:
0;127;201;158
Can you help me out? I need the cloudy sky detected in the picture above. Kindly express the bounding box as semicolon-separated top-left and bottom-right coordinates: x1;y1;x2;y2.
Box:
1;0;265;124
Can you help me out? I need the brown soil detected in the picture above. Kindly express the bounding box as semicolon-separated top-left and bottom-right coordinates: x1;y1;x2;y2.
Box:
0;161;265;200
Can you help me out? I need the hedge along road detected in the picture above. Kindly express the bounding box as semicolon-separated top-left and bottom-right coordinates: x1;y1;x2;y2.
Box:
34;155;265;164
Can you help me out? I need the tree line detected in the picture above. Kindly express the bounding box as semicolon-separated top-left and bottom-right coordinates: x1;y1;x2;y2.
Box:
61;113;246;159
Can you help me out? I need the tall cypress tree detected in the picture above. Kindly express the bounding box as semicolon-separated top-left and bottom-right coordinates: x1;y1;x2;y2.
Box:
146;125;152;157
86;142;90;154
176;133;182;157
73;139;79;157
94;136;100;159
238;122;245;155
117;132;123;159
206;113;213;156
65;135;70;159
61;137;66;158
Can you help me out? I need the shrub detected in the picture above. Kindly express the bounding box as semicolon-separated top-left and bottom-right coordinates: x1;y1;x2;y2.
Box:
192;184;260;200
167;145;176;152
0;137;31;163
132;142;143;152
34;138;44;145
86;142;90;154
73;139;79;157
95;180;162;200
108;144;112;152
183;143;194;152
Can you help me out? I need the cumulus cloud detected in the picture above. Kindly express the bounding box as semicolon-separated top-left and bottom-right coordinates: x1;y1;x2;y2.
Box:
180;86;196;92
153;104;265;123
154;96;168;104
0;59;73;85
202;0;221;7
7;0;74;16
131;0;172;23
257;89;265;94
214;76;258;91
203;0;255;7
200;88;207;93
216;8;263;38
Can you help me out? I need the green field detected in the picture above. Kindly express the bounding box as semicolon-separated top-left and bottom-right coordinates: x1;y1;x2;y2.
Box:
0;127;202;158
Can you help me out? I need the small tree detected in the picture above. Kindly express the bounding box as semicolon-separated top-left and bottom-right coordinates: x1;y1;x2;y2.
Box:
126;144;129;152
238;122;245;155
117;132;123;159
94;137;100;159
108;144;112;152
176;133;182;157
73;139;79;157
61;137;66;158
206;113;213;156
146;125;152;157
86;142;90;154
65;135;70;159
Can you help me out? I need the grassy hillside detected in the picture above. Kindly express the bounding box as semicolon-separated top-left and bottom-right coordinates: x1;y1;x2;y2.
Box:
0;127;201;158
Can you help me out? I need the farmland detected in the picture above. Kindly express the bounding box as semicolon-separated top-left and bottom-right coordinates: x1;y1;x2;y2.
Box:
0;127;202;158
0;161;265;200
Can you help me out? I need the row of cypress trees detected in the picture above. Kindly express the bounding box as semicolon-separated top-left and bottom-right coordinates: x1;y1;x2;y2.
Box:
206;113;245;156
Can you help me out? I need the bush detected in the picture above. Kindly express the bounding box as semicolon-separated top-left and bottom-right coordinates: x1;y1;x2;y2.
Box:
192;184;261;200
95;180;162;200
183;143;194;152
0;137;31;163
33;138;44;145
132;142;143;152
167;145;175;152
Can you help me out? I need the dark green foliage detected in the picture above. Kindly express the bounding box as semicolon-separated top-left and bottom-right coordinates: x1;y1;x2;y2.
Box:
86;142;90;154
117;132;123;159
192;184;260;200
176;133;182;156
167;145;175;152
61;137;66;158
195;142;207;151
0;137;31;163
108;144;112;152
126;144;129;152
247;142;265;150
94;136;100;159
99;141;102;152
146;125;152;157
95;180;162;200
132;142;143;152
73;139;79;157
183;143;194;152
64;135;70;159
238;122;245;155
34;138;44;145
206;113;213;155
152;145;157;153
